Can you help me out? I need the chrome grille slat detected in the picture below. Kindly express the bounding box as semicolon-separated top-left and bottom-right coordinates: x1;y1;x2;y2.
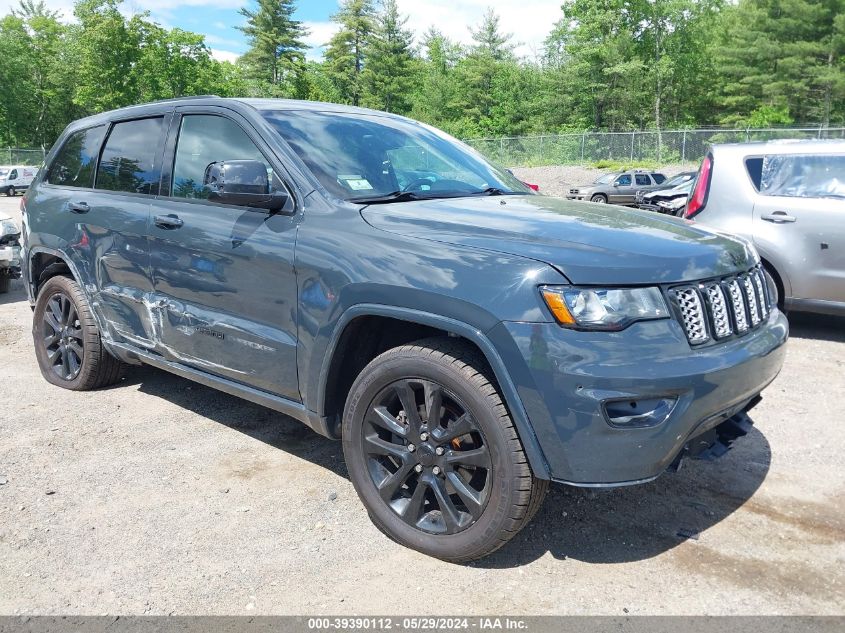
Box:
673;265;771;345
753;269;768;320
674;287;709;344
727;279;749;333
743;276;761;326
704;284;731;338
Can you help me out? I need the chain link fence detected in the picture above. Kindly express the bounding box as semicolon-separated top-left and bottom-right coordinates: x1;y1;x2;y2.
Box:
464;127;845;167
2;148;46;166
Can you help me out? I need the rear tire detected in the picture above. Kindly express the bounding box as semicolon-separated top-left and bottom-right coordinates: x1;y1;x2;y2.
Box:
0;275;9;294
590;194;607;203
32;275;125;390
342;337;548;562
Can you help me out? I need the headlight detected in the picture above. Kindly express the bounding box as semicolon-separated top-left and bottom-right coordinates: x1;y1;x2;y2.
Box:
0;219;19;238
540;286;670;330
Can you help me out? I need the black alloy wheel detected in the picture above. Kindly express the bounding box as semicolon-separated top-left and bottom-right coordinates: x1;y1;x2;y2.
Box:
363;378;492;535
32;275;124;390
41;291;85;381
343;338;548;562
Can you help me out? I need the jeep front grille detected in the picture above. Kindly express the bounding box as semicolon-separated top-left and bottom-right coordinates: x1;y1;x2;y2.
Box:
670;266;772;346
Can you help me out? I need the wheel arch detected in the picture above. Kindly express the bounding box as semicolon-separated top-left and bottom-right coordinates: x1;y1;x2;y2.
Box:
27;247;80;300
317;304;551;480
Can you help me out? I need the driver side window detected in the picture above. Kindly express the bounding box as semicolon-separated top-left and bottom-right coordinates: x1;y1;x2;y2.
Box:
615;174;632;186
172;115;274;199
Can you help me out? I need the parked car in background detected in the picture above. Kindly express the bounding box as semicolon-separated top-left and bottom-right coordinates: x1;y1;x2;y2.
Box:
637;179;694;214
566;169;667;205
22;97;787;561
0;165;38;196
686;139;845;316
0;208;21;293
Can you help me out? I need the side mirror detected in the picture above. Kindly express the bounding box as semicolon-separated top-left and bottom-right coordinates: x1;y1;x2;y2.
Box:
203;160;291;212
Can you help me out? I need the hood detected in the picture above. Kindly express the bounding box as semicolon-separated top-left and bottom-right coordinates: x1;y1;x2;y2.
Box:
361;195;757;285
644;183;692;199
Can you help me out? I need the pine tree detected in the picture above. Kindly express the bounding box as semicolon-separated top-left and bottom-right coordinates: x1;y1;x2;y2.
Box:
715;0;845;127
236;0;309;90
362;0;415;113
324;0;375;106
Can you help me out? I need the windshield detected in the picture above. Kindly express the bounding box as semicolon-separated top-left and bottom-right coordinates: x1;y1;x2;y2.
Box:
261;110;530;202
593;173;618;185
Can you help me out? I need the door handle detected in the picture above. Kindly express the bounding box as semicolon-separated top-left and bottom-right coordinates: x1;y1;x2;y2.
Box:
154;214;184;229
68;201;89;214
761;211;796;223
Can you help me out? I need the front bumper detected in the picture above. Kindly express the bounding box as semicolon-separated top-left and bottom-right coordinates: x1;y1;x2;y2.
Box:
490;310;788;485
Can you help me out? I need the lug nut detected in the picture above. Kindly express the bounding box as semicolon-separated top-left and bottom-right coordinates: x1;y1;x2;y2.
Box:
420;432;428;441
407;443;416;452
435;447;445;456
432;466;441;475
414;464;423;473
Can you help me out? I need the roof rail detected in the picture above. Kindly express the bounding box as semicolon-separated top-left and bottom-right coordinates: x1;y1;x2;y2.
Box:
140;95;222;106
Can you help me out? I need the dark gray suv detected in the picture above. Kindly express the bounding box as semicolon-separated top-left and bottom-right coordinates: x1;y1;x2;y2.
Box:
22;97;788;562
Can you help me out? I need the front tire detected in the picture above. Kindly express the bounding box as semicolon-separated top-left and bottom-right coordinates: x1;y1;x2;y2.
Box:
342;338;547;562
590;193;607;203
32;275;124;390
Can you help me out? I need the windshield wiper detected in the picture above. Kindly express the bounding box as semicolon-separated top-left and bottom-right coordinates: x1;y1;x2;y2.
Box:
348;190;425;204
467;187;522;196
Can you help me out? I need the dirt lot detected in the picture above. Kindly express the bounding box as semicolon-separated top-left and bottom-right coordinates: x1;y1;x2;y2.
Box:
0;191;844;616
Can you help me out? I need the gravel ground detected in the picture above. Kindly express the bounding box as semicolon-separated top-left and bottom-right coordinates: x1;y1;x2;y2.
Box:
0;193;844;616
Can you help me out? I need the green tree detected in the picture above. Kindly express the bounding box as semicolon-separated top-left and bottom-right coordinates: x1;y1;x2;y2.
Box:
236;0;309;91
450;9;515;133
324;0;375;105
714;0;845;126
362;0;416;113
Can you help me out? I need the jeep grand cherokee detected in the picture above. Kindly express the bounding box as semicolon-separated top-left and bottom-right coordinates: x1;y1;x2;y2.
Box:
22;97;788;562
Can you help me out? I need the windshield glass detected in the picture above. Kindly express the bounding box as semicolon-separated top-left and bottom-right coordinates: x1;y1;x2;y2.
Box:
261;110;530;202
593;173;618;185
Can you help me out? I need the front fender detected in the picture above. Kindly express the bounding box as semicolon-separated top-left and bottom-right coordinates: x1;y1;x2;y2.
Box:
315;303;552;480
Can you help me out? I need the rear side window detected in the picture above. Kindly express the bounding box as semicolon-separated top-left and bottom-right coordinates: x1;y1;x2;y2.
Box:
46;125;107;188
96;118;164;195
759;154;845;199
635;174;650;185
652;173;666;184
171;115;272;199
745;157;763;190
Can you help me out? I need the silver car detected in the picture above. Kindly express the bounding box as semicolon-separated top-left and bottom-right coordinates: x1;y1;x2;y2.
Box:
684;140;845;316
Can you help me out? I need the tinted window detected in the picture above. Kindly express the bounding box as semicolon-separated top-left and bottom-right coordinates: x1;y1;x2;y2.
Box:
745;157;763;190
635;174;650;185
616;174;632;186
652;173;666;184
46;125;106;188
9;170;17;180
759;154;845;199
262;110;529;201
172;115;272;199
96;118;163;195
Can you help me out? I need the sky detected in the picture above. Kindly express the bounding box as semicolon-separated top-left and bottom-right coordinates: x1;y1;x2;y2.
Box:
1;0;563;63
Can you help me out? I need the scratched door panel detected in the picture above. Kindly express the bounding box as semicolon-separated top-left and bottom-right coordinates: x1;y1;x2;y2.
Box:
148;112;300;401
